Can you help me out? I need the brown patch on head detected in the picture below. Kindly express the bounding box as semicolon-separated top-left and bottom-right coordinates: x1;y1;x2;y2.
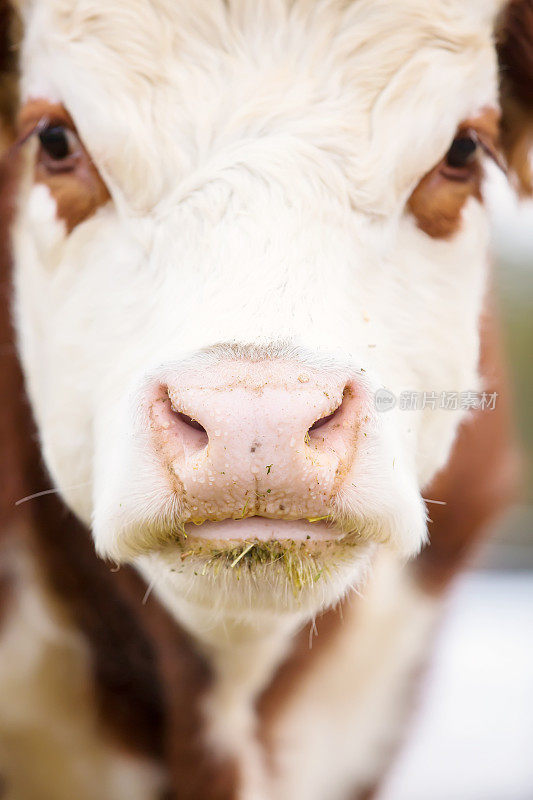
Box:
18;99;110;233
497;0;533;195
408;108;502;239
500;98;533;194
0;0;19;153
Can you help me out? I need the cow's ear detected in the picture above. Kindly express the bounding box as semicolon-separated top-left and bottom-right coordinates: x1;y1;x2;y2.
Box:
0;0;19;153
497;0;533;195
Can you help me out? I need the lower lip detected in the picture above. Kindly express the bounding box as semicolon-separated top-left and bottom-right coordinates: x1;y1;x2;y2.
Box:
183;518;340;542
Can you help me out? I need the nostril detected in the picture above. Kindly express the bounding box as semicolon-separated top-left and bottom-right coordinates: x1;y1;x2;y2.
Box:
308;387;349;437
309;410;337;432
173;410;207;434
159;386;209;447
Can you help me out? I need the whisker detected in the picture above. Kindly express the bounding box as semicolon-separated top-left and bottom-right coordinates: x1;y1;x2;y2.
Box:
308;616;318;649
142;577;157;605
423;498;447;506
15;481;92;506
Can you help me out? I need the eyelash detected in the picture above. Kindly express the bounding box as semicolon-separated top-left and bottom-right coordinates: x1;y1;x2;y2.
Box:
442;128;505;181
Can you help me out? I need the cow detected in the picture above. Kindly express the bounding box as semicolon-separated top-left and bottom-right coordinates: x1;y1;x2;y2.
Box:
0;1;531;798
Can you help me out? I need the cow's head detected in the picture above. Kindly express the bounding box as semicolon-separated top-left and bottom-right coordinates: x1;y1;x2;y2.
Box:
5;0;532;622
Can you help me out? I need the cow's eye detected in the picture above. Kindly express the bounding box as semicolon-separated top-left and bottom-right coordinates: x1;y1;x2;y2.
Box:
444;135;479;170
38;124;79;169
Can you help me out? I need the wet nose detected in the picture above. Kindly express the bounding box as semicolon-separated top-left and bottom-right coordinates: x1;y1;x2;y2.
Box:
146;360;366;523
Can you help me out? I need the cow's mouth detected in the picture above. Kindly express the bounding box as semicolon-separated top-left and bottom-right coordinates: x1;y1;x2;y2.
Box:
148;518;372;594
177;517;341;542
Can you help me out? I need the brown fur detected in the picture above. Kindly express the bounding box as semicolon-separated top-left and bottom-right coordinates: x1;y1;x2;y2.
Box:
408;162;480;238
354;788;379;800
0;0;18;152
414;297;519;593
408;109;500;238
497;0;533;195
0;135;164;761
18;99;110;232
257;597;349;757
256;595;433;800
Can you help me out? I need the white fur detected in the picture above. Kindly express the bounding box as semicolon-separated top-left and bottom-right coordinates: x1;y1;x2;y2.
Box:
13;0;498;615
8;2;511;796
13;0;497;624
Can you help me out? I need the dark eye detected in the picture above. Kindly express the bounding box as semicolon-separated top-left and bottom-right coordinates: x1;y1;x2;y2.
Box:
445;135;478;170
39;125;74;161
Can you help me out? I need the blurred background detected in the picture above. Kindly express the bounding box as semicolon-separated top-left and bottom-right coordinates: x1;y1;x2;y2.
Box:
382;170;533;800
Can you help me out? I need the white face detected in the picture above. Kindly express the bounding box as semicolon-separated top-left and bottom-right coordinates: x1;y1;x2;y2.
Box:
11;0;503;621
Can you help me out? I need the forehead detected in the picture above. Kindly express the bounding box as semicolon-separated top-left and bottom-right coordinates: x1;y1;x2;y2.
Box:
20;0;499;213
